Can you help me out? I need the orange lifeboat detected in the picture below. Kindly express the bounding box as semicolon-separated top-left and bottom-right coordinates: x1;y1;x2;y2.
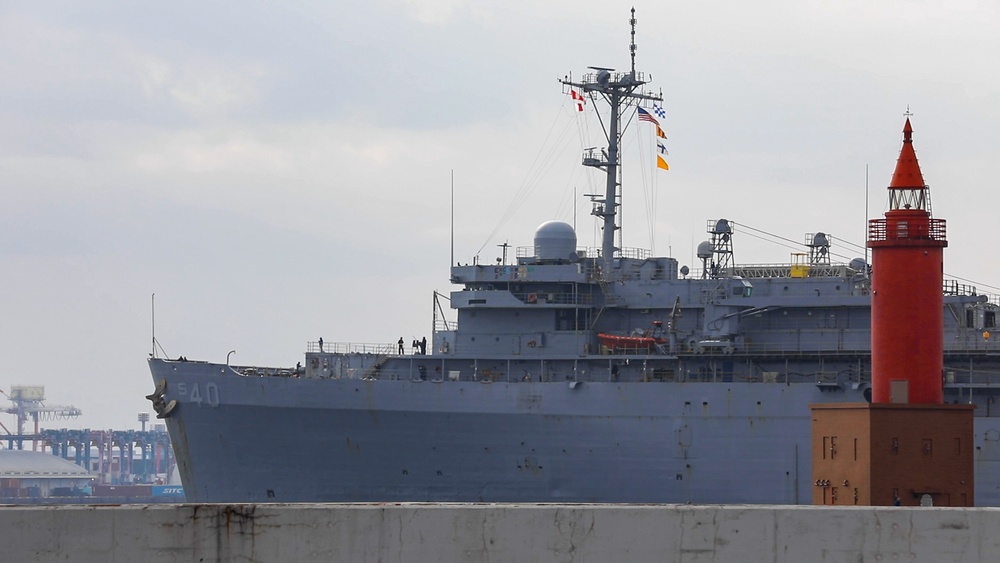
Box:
597;321;666;352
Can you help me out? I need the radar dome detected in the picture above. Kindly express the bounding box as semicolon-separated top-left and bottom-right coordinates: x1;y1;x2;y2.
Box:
697;241;713;259
534;221;577;261
849;258;868;271
812;232;829;247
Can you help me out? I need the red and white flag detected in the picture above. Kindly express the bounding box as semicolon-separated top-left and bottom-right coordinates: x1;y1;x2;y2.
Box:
570;89;585;112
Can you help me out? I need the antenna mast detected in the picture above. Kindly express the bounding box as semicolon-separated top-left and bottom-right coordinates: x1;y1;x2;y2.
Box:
559;8;661;270
450;170;455;269
630;8;637;76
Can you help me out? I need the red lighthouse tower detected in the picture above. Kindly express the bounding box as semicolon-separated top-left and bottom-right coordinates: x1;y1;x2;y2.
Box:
867;118;947;404
810;118;974;507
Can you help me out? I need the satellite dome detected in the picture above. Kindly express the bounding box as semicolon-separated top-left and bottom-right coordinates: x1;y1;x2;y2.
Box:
697;241;713;259
812;232;829;247
849;258;868;271
534;221;577;261
713;219;732;234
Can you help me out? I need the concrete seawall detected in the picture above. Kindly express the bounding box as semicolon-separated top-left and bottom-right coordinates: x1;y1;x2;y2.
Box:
2;503;999;562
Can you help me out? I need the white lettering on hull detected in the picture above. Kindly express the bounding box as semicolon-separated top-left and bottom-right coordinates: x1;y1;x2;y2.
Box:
175;382;221;407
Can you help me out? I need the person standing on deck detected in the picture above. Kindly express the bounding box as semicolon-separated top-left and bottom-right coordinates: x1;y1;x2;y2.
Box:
398;337;405;355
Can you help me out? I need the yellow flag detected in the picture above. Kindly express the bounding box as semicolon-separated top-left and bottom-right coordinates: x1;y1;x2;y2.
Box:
656;126;667;139
657;155;669;170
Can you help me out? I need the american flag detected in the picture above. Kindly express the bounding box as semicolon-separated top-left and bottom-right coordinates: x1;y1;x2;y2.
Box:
637;106;659;126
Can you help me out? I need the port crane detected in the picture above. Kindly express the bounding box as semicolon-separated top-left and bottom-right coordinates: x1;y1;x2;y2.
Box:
1;386;82;450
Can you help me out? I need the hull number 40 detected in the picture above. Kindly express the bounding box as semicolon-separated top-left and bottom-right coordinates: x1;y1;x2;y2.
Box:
175;382;220;407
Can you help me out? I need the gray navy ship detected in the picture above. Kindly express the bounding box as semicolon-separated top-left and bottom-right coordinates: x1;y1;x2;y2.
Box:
147;12;1000;505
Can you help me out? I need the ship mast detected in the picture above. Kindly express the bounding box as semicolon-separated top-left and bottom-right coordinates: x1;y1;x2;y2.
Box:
560;8;662;270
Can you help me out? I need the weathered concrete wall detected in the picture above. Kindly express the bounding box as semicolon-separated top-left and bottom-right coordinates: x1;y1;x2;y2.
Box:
2;503;999;562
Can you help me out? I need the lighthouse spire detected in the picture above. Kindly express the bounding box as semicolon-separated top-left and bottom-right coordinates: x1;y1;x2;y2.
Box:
887;115;931;212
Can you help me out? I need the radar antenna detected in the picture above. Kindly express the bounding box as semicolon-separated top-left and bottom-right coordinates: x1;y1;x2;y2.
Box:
559;8;662;270
806;232;832;266
706;219;734;278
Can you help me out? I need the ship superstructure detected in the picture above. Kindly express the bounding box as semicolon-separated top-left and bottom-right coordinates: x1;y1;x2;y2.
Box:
148;12;1000;505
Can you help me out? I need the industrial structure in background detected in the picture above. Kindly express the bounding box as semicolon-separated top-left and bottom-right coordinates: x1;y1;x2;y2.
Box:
811;117;974;507
0;385;82;451
2;386;179;502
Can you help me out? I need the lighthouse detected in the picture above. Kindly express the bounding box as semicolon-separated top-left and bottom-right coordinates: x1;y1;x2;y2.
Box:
867;117;947;404
810;118;974;507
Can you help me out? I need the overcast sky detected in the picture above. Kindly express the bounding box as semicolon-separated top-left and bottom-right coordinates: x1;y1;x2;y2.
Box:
2;1;999;433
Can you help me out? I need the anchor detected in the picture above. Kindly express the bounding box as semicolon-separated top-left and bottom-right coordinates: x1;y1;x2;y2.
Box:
145;378;177;419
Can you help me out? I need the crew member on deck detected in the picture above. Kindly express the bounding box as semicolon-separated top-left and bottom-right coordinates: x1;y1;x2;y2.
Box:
398;337;405;355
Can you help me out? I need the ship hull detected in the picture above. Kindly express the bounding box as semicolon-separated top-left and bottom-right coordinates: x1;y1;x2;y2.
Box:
150;358;1000;505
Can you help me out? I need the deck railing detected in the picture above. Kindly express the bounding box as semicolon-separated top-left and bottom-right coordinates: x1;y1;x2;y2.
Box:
306;341;395;355
306;334;1000;359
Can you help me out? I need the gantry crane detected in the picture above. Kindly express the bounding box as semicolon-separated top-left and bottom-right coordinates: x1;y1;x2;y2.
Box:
1;386;82;451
